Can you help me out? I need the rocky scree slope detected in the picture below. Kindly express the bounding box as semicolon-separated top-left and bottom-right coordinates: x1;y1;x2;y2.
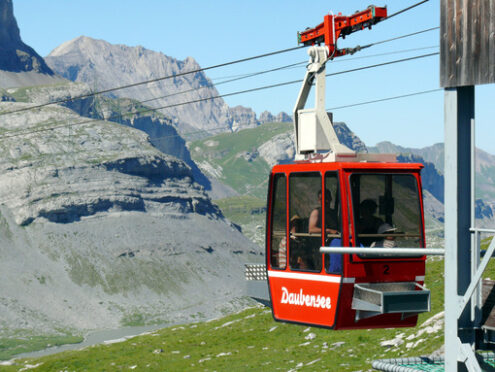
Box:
45;36;291;137
0;97;261;337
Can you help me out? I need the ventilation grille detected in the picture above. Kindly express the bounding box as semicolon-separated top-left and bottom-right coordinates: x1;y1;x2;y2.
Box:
245;264;267;281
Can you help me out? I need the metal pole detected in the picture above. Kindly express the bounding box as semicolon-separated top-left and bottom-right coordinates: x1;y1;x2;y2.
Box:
444;86;476;371
470;118;481;326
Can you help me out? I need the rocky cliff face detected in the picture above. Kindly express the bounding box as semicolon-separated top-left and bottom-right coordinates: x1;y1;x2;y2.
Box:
0;0;52;74
45;37;231;136
258;121;367;167
0;94;261;337
0;0;65;89
228;105;258;131
10;81;212;191
258;110;292;124
45;36;291;136
0;103;213;226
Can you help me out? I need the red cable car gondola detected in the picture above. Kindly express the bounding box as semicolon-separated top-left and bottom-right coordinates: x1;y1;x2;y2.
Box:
250;7;431;330
266;160;429;330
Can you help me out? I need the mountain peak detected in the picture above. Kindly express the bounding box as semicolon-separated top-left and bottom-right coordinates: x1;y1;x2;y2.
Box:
0;0;20;45
48;36;109;57
0;0;53;74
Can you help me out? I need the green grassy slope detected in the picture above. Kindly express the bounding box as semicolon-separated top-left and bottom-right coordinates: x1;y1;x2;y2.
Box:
0;334;82;362
190;122;287;245
6;257;489;371
190;122;290;199
215;196;266;246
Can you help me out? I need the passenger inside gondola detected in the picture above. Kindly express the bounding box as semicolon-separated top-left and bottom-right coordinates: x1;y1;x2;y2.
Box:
275;215;302;269
371;223;398;248
286;173;342;272
358;199;383;246
308;189;339;235
290;215;315;271
351;173;423;251
289;173;324;271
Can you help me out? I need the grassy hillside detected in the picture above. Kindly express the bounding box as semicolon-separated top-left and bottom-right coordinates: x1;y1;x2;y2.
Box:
4;253;495;370
0;306;441;371
190;122;289;200
190;123;288;245
0;334;82;362
0;258;477;371
215;196;266;246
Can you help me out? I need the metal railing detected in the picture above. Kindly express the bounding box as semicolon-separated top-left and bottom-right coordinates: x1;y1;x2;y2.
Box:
319;246;445;256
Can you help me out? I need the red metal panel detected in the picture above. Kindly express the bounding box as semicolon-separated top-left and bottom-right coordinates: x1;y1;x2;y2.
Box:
266;161;426;330
298;6;387;56
269;271;341;328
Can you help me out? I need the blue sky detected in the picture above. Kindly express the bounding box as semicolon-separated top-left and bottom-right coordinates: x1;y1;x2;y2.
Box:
12;0;495;153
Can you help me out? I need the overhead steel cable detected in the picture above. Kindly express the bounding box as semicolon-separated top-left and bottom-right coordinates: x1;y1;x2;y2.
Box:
145;88;442;142
138;46;439;104
386;0;430;20
135;52;439;112
60;46;438;129
106;51;439;118
0;52;439;141
326;88;442;111
206;44;438;80
319;45;438;64
0;25;438;117
345;27;439;54
0;45;305;117
139;61;307;105
361;27;439;49
326;52;438;77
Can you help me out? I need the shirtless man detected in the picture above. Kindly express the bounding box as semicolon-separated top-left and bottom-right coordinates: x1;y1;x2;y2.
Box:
308;189;338;235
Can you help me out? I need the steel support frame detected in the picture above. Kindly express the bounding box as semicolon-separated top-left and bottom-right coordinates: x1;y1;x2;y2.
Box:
444;86;480;371
292;46;354;160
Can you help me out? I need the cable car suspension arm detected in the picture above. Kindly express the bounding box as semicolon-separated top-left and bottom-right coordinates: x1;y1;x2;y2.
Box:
298;6;387;58
293;5;388;160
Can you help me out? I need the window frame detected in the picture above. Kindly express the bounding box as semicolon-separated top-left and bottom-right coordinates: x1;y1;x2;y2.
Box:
323;171;344;274
269;172;287;270
288;171;323;273
348;171;425;261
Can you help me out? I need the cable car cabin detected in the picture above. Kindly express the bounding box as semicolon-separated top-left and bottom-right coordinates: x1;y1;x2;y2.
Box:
266;161;429;330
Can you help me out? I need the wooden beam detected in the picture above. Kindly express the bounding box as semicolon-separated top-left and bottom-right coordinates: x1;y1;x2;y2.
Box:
440;0;495;87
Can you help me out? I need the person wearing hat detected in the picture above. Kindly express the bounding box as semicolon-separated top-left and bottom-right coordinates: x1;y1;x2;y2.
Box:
370;223;397;248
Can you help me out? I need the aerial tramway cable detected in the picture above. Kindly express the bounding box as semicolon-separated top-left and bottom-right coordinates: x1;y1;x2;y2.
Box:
351;27;439;54
0;84;441;142
121;52;439;113
137;45;439;105
0;52;439;140
139;61;307;105
0;15;437;118
145;88;442;142
0;46;304;117
385;0;430;20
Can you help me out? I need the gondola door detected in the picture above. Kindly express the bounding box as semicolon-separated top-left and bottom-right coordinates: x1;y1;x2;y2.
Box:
333;168;427;329
267;168;344;328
